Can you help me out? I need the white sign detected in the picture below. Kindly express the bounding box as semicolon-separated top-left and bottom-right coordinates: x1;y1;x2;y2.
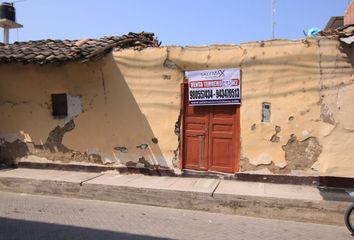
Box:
186;68;241;106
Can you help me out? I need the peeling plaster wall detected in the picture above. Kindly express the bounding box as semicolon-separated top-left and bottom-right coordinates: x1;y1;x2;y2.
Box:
115;38;353;177
230;40;321;175
1;37;353;177
317;38;354;177
113;48;182;167
167;41;322;175
0;53;171;169
115;40;322;174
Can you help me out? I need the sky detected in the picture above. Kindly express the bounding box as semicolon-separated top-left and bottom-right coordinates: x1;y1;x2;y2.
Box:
6;0;351;46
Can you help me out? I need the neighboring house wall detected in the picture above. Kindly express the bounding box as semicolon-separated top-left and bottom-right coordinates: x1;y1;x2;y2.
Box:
114;38;354;178
344;0;354;25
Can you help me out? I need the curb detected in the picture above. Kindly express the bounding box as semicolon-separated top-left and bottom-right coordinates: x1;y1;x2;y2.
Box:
0;175;350;226
17;161;354;189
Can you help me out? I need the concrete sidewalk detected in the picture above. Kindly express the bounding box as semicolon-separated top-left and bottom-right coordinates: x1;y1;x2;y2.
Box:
0;168;351;226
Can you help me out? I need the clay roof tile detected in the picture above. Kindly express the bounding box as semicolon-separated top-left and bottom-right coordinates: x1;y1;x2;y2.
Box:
0;32;160;64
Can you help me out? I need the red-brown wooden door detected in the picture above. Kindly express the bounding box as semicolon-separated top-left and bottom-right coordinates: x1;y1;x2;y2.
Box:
181;84;240;173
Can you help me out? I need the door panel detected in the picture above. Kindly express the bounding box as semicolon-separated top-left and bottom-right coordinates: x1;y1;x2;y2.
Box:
211;138;233;163
208;105;237;173
210;137;235;172
184;133;207;170
183;120;208;170
182;83;209;170
212;124;232;132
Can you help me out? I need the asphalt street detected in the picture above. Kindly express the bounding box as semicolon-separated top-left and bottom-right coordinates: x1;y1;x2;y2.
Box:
0;191;351;240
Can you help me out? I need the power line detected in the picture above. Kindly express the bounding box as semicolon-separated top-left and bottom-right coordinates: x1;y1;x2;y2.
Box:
12;0;27;4
272;0;276;39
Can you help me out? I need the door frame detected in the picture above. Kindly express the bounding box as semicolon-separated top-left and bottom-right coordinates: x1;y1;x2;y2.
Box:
180;80;241;173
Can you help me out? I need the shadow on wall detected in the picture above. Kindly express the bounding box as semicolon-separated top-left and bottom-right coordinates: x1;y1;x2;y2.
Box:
0;217;172;240
339;40;354;67
0;53;169;169
240;52;352;100
94;54;168;169
0;139;29;166
318;186;354;202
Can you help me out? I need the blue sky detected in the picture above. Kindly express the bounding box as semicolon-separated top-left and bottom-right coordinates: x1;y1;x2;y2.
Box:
8;0;350;46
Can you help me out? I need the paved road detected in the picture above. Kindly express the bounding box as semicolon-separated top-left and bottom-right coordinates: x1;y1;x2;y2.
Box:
0;191;351;240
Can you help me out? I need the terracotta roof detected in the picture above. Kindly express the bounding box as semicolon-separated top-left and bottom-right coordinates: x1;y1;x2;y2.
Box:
0;32;160;64
319;24;354;37
319;24;354;44
324;16;344;31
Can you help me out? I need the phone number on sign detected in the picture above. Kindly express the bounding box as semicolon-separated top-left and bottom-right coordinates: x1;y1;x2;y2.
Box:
189;89;239;100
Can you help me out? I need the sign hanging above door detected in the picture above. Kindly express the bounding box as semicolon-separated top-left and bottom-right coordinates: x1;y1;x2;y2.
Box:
185;68;241;106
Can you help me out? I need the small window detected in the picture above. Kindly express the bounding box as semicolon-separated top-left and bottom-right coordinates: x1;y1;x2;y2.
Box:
262;102;271;122
51;93;68;118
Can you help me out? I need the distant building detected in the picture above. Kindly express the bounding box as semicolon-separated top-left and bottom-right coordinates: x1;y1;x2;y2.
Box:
345;0;354;25
324;16;344;31
324;1;354;31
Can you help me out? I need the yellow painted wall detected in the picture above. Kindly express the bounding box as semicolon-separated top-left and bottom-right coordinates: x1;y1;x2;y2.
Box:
317;38;354;177
1;37;353;177
0;54;172;168
113;48;181;166
114;38;354;177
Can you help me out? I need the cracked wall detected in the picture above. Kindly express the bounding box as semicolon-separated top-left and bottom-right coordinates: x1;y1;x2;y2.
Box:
113;41;321;174
0;53;170;169
113;48;182;169
236;40;321;175
168;41;321;175
316;38;354;177
240;135;322;174
114;38;353;176
1;37;353;177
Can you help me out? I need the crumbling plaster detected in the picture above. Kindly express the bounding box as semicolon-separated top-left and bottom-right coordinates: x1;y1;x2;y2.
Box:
113;48;182;167
115;38;354;177
115;39;323;174
317;38;354;177
1;37;353;177
0;54;171;169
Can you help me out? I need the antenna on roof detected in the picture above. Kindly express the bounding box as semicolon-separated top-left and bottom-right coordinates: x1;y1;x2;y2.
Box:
0;2;23;44
272;0;276;39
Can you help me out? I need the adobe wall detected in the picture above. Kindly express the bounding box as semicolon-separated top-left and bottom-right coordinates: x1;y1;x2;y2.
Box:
0;37;353;178
114;38;354;178
0;55;172;169
317;38;354;177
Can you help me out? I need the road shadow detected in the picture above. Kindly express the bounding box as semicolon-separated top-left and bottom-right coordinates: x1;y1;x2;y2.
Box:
318;187;354;202
0;217;173;240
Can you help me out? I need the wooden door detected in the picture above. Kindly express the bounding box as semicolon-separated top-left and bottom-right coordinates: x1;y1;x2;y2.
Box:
182;94;209;171
181;84;240;173
208;105;239;172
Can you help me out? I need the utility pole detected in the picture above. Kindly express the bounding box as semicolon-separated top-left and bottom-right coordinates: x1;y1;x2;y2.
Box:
272;0;276;39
